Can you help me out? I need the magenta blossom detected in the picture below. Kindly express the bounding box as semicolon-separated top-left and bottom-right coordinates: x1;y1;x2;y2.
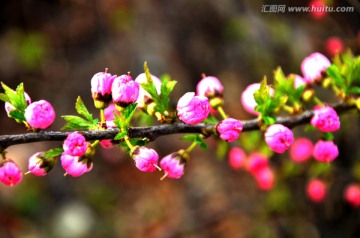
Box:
91;70;117;105
112;74;139;107
61;153;93;177
241;83;274;116
63;132;88;157
246;153;269;174
265;124;294;153
160;153;185;179
311;105;340;132
228;147;247;170
306;179;327;203
301;52;331;83
0;160;23;186
104;103;120;128
196;75;224;98
24;100;56;129
313;140;339;162
290;138;314;163
217;118;243;142
27;152;55;176
5;92;31;117
132;146;159;172
344;184;360;207
177;92;210;125
135;73;162;107
253;167;275;191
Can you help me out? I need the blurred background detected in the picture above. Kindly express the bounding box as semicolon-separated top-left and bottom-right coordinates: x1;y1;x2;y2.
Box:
0;0;360;237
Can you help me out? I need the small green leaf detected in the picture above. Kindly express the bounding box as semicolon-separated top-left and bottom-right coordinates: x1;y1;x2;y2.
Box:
0;93;9;102
114;131;127;140
43;148;64;158
349;86;360;94
263;115;276;125
142;62;161;104
1;82;28;113
160;74;177;109
124;103;137;125
75;96;94;122
322;132;334;141
9;110;25;121
61;115;93;130
326;65;345;88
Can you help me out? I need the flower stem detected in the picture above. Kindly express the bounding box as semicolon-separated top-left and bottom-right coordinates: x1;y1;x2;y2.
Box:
313;96;324;106
217;106;228;119
185;141;198;154
91;140;100;148
100;109;106;128
124;135;134;151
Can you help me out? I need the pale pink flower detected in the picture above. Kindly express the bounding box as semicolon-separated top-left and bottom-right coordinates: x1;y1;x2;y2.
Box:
60;153;93;177
246;153;269;174
63;132;88;157
196;76;224;98
265;124;294;153
311;106;340;132
112;74;139;107
228;147;247;170
241;83;274;116
24;100;56;129
253;167;275;191
177;92;210;125
306;179;327;203
217;118;243;142
0;160;23;186
91;70;117;103
132;146;159;172
135;73;162;107
290;138;314;163
5;92;31;117
301;52;331;83
160;153;185;179
288;74;307;89
344;184;360;207
313;140;339;162
325;37;344;57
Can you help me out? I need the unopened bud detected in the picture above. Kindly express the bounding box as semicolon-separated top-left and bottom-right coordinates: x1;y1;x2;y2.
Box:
302;89;315;102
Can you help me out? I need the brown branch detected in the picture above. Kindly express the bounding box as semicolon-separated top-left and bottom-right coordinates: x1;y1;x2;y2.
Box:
0;102;357;149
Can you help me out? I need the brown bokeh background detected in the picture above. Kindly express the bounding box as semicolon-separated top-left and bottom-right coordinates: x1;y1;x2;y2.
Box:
0;0;360;237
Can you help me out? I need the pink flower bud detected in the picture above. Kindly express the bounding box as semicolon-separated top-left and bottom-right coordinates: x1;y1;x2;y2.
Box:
24;100;56;129
28;152;54;176
311;106;340;132
196;75;224;98
325;37;344;57
301;52;331;83
241;83;274;116
253;167;275;190
112;74;140;107
91;70;117;103
104;103;120;128
306;179;326;203
160;153;185;179
246;152;268;174
344;184;360;207
63;132;88;157
100;139;114;149
60;153;93;177
313;140;339;163
132;146;159;172
217;118;243;142
228;147;247;170
309;0;327;19
265;124;294;154
5;92;31;117
177;92;210;125
290;138;314;163
0;160;23;186
135;73;162;107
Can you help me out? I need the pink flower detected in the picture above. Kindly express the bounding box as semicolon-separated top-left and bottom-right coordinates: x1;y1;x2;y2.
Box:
311;106;340;132
0;160;23;186
5;92;31;117
135;73;162;107
196;75;224;98
325;37;344;57
217;118;243;142
306;179;327;203
309;0;327;19
290;138;314;163
91;70;117;103
265;124;294;153
60;153;93;177
24;100;56;129
246;153;269;174
301;52;331;83
28;152;54;176
112;74;140;107
100;139;114;149
104;103;120;128
132;146;159;172
228;147;247;170
344;184;360;207
313;140;339;162
63;132;88;157
253;167;275;191
160;153;185;179
241;83;274;116
177;92;210;125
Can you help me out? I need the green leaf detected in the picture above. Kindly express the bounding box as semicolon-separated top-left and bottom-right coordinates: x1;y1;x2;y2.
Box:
61;115;94;130
75;96;94;122
322;132;334;141
0;93;9;102
9;110;25;121
326;65;345;88
43;148;64;158
1;82;28;113
114;131;127;140
124;103;137;125
349;87;360;94
263;115;276;125
160;74;177;109
142;62;161;104
182;134;207;150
